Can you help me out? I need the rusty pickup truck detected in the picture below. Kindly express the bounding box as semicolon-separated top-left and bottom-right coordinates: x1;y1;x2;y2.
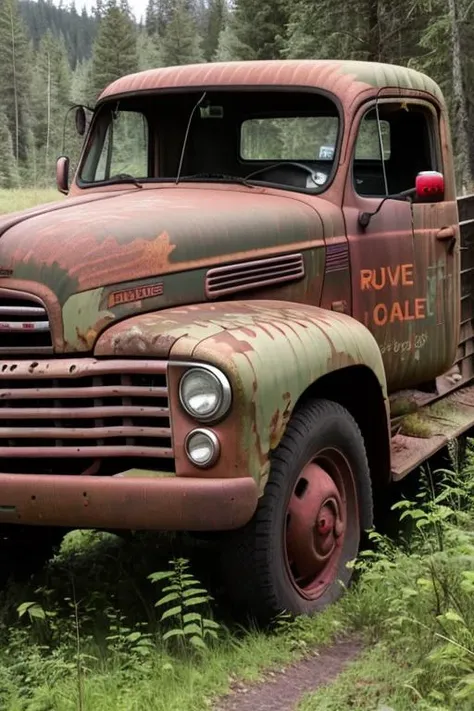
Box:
0;59;473;621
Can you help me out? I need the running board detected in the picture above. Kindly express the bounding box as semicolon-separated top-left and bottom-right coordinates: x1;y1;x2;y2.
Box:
391;382;474;480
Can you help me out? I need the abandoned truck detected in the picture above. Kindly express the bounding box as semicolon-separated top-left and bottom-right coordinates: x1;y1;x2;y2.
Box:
0;59;473;620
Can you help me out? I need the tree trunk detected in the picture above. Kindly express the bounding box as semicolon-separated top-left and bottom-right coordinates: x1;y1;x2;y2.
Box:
46;50;51;176
448;0;472;193
9;1;19;164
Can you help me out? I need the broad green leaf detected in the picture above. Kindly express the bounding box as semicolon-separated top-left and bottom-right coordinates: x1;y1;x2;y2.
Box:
184;596;210;607
183;612;202;624
190;635;207;650
160;605;182;621
162;584;180;593
126;631;142;642
182;588;208;598
149;571;173;582
162;629;185;641
203;619;220;630
155;592;180;607
29;606;47;620
443;610;464;624
183;623;202;635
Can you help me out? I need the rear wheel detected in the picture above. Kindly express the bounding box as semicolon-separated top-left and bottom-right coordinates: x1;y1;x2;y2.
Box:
221;399;373;622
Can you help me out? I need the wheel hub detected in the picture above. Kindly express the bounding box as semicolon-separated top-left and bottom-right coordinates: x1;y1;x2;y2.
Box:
286;463;346;598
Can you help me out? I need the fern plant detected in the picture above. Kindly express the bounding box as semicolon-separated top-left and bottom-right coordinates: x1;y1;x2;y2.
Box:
149;558;221;652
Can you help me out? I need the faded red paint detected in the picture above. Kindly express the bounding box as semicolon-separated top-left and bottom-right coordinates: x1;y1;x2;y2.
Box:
0;474;258;530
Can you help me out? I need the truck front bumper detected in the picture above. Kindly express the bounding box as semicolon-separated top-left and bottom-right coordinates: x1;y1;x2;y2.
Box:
0;474;259;531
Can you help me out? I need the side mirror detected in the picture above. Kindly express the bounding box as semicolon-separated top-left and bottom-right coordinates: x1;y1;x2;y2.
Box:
75;106;87;136
415;170;445;202
56;156;69;195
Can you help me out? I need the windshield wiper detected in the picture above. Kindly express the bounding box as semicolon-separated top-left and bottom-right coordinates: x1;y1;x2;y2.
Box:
180;172;254;188
103;173;143;189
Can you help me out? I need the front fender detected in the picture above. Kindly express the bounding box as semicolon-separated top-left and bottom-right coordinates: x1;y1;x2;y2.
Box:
95;300;388;489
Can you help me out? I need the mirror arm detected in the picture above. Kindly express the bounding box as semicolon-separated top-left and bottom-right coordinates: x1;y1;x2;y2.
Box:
358;188;415;229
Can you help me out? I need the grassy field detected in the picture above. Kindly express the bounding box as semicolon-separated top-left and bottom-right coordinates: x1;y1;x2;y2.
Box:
0;188;63;214
0;450;472;710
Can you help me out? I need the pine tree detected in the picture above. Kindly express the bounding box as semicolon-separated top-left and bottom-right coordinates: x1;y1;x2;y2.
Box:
90;0;138;99
159;0;203;66
203;0;226;60
145;0;174;36
31;30;72;183
137;28;162;69
0;108;19;188
0;0;33;166
219;0;289;61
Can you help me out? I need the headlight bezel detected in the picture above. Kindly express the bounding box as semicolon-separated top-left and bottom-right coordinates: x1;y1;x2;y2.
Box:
184;428;221;468
178;364;232;423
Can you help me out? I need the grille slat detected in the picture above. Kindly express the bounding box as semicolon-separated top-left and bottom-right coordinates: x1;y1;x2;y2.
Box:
0;405;169;420
0;445;174;459
0;290;52;353
0;426;171;439
0;359;173;474
0;385;168;400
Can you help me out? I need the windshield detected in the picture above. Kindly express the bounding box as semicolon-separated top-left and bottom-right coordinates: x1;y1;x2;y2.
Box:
79;90;340;193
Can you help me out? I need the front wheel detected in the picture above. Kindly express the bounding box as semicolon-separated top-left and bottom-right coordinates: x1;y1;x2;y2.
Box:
221;399;373;622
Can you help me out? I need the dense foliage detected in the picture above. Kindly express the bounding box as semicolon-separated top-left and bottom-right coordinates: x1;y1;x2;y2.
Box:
2;0;474;189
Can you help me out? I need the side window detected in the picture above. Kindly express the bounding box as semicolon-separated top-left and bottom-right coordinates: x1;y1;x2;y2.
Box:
94;111;149;182
353;103;436;198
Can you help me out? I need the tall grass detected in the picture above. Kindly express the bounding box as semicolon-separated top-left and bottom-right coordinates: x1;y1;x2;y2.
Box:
300;442;474;710
0;188;63;214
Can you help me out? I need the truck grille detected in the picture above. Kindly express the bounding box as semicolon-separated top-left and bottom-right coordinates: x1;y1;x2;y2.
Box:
0;359;173;475
0;289;52;354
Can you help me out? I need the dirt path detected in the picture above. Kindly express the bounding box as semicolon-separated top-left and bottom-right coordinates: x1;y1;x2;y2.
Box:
214;637;362;711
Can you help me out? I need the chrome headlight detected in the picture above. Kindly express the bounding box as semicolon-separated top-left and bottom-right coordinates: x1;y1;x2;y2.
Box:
179;366;231;422
185;429;220;468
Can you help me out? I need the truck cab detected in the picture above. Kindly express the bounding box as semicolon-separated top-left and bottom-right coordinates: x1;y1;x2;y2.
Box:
0;59;471;620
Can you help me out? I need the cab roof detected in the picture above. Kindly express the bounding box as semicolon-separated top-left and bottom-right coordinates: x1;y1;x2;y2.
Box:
98;59;444;107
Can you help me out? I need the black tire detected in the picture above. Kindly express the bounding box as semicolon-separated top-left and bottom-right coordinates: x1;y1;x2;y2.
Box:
221;399;373;623
0;525;65;586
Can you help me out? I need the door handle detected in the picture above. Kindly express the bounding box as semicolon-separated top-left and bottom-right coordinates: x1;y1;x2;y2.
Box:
436;225;456;254
436;225;456;240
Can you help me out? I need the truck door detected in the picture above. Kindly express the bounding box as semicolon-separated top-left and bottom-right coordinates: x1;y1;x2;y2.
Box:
342;98;458;393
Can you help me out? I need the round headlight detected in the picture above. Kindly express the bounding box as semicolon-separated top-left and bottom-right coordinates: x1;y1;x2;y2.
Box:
179;366;231;422
185;429;220;468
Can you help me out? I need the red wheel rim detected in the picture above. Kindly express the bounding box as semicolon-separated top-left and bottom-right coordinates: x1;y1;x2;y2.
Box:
284;448;357;600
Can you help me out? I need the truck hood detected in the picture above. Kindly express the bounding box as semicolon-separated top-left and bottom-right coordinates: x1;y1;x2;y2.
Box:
0;186;327;351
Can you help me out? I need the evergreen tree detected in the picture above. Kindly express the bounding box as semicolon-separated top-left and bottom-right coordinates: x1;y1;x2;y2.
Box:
137;28;162;69
0;0;33;165
145;0;174;36
159;0;203;65
203;0;226;60
0;108;19;188
31;30;71;182
90;0;138;99
220;0;289;60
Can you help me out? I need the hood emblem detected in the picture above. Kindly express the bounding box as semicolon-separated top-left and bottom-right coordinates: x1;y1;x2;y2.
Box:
108;282;164;308
0;267;13;278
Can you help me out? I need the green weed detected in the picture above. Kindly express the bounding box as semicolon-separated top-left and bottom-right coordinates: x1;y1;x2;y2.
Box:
300;445;474;710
